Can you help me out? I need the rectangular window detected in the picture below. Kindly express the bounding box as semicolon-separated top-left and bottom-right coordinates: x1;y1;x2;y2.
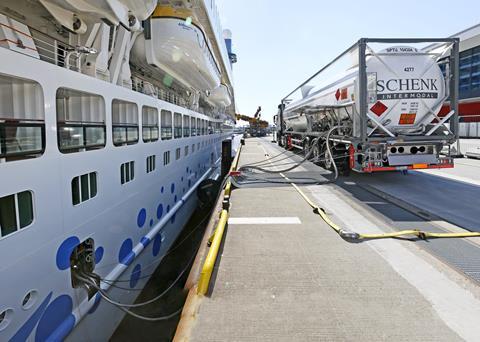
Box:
163;151;170;166
0;191;34;237
71;172;97;205
112;100;138;146
0;74;45;161
183;115;190;137
161;110;172;140
120;161;135;184
146;155;156;173
142;106;159;143
174;113;182;139
196;118;201;136
57;88;105;153
208;121;213;135
185;145;189;156
191;117;196;136
176;147;181;160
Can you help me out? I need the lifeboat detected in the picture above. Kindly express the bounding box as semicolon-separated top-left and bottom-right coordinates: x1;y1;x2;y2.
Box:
207;84;232;108
132;5;221;92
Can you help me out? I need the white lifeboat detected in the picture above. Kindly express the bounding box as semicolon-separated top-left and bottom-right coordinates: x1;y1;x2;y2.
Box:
132;5;221;92
207;84;232;108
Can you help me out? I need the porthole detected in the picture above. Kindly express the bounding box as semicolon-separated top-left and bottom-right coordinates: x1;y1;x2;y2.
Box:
0;308;13;331
22;290;38;310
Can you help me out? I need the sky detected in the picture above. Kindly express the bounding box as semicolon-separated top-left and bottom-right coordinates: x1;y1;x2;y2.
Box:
215;0;480;123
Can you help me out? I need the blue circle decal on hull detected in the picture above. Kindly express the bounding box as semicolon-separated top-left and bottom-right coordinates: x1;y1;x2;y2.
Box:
119;239;134;266
157;203;164;219
56;236;80;270
95;247;104;264
130;264;142;288
150;219;154;227
171;183;175;194
35;295;75;342
161;186;164;193
152;234;162;257
137;208;147;228
174;195;178;203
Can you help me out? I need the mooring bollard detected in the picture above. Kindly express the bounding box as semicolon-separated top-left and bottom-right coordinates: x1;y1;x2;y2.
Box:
221;140;232;179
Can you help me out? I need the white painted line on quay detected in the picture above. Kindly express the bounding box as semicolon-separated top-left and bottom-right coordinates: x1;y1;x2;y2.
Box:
228;217;302;225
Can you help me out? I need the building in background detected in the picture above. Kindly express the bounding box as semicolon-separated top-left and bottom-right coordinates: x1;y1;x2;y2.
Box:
437;23;480;138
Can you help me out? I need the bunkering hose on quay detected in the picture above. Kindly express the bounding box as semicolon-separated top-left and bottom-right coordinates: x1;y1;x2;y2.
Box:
235;129;480;241
284;173;480;241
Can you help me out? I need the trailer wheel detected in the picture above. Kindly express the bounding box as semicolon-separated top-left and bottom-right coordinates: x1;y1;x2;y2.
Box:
321;145;350;176
312;142;321;164
334;146;350;176
303;138;311;156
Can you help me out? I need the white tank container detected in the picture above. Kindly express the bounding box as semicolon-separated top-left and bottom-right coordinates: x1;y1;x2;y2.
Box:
284;46;446;135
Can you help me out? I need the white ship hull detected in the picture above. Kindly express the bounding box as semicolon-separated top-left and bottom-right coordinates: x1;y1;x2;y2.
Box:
0;46;231;341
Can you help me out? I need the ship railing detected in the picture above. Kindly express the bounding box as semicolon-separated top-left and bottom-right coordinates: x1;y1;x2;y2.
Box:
29;27;81;72
131;75;188;107
3;12;191;108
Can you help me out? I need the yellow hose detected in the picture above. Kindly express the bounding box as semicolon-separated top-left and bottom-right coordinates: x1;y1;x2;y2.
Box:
285;174;480;240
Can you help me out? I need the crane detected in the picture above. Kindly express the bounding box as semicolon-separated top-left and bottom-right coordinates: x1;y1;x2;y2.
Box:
235;106;269;137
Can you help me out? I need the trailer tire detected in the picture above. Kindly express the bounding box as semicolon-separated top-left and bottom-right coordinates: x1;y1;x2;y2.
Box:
321;144;350;177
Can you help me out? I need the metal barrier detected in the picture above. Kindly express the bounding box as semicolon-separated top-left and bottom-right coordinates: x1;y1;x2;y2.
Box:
197;141;242;295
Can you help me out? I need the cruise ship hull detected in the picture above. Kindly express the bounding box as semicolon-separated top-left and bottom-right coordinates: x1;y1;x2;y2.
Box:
0;46;231;341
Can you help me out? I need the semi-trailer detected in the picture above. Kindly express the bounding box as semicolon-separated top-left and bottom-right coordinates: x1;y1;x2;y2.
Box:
277;38;460;175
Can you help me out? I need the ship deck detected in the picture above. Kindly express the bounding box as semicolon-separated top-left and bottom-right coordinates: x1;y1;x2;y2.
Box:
175;137;480;341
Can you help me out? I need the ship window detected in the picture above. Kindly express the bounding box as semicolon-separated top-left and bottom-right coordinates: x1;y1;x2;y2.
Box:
161;110;172;140
174;113;182;139
196;118;201;136
185;145;189;156
183;115;190;137
112;100;138;146
0;74;45;161
146;155;156;173
203;120;207;135
163;151;170;166
176;147;181;160
71;172;97;205
191;117;196;136
57;88;105;153
142;106;159;143
208;121;213;135
120;161;135;184
0;191;33;238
